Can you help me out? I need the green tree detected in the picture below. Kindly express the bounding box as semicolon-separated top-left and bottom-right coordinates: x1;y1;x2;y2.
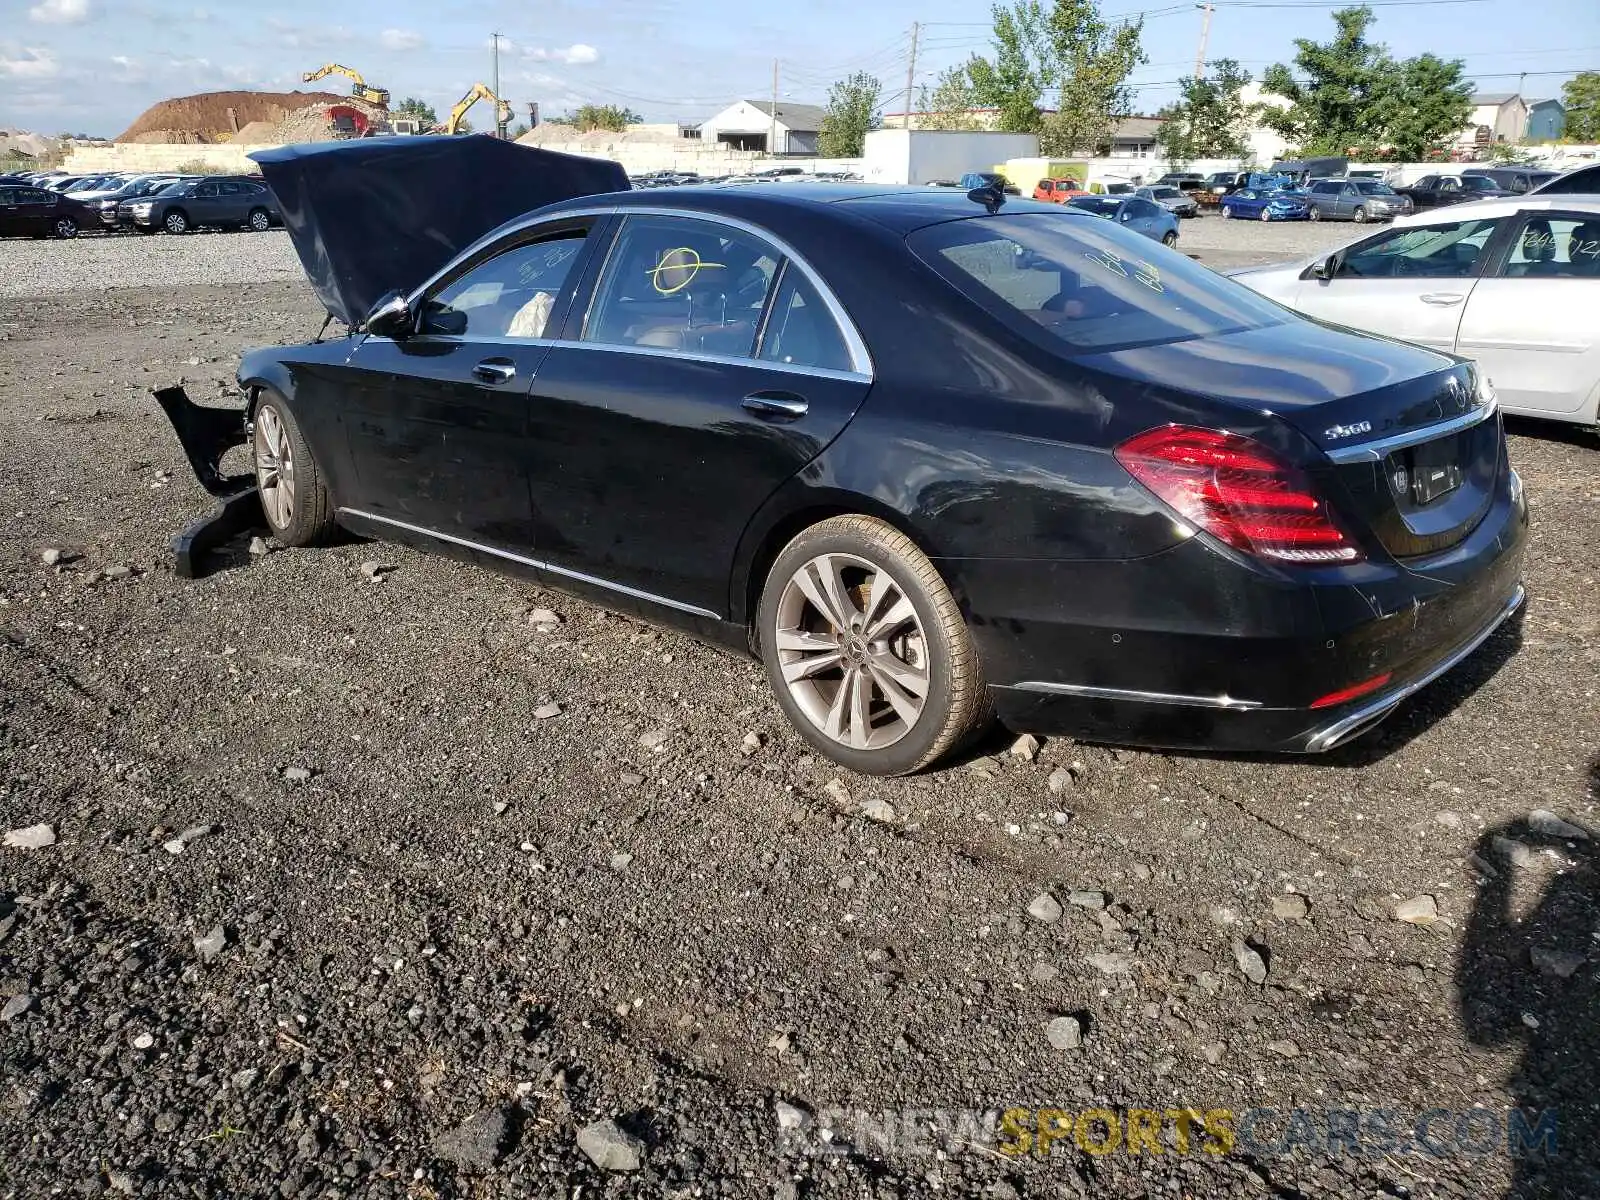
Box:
1038;0;1146;156
1156;57;1255;165
818;71;882;157
967;1;1052;134
1563;71;1600;142
1261;6;1469;159
393;97;439;126
509;122;531;139
569;104;640;132
1372;52;1472;159
916;64;984;130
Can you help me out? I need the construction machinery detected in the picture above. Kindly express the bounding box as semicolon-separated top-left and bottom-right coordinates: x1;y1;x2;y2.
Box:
446;83;512;136
301;64;390;108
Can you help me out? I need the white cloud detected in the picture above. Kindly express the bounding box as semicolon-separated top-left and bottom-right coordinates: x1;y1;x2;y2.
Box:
266;18;355;51
0;45;60;79
380;29;424;52
28;0;90;24
525;43;599;66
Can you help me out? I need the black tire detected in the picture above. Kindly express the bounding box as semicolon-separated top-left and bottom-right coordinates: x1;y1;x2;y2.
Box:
1353;207;1368;224
1308;206;1321;221
758;515;991;776
1161;230;1178;247
1221;206;1232;219
163;209;189;235
251;390;335;547
246;208;271;233
1259;208;1272;222
53;216;79;238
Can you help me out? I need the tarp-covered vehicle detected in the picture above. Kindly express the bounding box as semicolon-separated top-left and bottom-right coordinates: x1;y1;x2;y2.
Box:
156;135;628;573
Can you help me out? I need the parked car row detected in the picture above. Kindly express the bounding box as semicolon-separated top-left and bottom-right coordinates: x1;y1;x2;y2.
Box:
0;169;281;238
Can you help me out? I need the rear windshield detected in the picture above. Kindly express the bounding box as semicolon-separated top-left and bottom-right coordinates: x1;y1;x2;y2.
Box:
908;212;1289;354
1068;196;1121;216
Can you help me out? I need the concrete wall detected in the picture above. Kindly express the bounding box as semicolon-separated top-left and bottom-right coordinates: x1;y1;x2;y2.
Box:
62;142;264;174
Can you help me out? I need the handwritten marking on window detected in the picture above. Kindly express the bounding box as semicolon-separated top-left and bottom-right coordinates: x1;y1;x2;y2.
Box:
647;247;725;295
1083;248;1129;277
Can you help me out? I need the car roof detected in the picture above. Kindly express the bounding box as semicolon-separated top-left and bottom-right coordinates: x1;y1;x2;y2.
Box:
538;183;1078;235
1393;194;1600;224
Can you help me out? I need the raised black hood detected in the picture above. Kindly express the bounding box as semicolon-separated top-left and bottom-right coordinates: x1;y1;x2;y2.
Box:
251;135;628;328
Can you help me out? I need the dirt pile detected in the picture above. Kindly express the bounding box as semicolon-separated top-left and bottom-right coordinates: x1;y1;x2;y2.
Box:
117;90;354;143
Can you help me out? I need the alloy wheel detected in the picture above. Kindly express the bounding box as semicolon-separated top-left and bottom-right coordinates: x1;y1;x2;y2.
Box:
249;210;270;232
252;405;295;530
773;552;928;751
165;212;187;234
54;217;77;238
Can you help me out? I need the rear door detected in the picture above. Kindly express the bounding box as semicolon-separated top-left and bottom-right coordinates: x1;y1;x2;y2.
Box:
214;180;248;224
1454;210;1600;419
520;210;873;618
1291;215;1506;351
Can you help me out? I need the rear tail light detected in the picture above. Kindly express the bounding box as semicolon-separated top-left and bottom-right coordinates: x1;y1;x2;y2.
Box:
1115;425;1363;564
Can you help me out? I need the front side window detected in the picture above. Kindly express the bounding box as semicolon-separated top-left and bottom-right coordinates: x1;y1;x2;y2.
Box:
421;233;586;339
584;215;779;358
909;211;1288;355
1335;218;1499;279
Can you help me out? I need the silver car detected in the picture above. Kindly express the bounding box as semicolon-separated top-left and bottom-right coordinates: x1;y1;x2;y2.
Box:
1304;178;1413;223
1230;196;1600;429
1135;185;1200;218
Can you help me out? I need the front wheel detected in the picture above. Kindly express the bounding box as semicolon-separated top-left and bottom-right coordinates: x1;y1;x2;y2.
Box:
1161;230;1178;246
1259;208;1272;222
1308;207;1321;221
1220;206;1232;219
252;391;335;547
164;210;189;235
1353;207;1369;223
758;516;991;776
53;216;78;238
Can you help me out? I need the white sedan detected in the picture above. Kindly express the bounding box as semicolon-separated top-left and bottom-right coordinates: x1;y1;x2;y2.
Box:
1231;196;1600;430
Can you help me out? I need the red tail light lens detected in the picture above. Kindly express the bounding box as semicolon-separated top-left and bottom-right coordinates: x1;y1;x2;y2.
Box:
1115;426;1363;565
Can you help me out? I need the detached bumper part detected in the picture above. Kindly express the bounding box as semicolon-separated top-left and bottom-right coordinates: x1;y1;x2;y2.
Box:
152;385;263;579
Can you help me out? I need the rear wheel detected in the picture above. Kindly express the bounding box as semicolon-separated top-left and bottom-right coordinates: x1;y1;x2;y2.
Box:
246;207;271;233
52;216;78;238
758;516;991;776
164;210;189;235
252;391;335;547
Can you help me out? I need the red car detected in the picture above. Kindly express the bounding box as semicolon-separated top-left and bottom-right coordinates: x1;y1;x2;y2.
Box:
1032;177;1087;204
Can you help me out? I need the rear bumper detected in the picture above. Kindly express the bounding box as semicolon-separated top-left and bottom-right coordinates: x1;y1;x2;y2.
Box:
960;467;1529;754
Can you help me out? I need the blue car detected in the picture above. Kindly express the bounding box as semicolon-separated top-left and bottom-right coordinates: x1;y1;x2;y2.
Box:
1220;188;1311;222
1066;193;1179;245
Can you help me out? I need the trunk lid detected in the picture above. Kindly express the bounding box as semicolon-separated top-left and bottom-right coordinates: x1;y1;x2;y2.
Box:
1081;320;1501;560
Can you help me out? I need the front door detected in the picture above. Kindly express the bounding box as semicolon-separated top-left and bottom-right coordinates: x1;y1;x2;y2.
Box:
1292;214;1506;352
1455;210;1600;417
523;211;874;618
336;220;597;550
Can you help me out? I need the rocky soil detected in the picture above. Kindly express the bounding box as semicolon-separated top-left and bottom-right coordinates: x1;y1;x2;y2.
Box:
1;248;1598;1199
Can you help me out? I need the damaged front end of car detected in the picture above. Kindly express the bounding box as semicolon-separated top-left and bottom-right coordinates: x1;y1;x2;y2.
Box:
152;384;263;579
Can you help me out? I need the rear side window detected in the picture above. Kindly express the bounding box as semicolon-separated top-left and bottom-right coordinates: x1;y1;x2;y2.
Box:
909;212;1288;354
1501;215;1600;278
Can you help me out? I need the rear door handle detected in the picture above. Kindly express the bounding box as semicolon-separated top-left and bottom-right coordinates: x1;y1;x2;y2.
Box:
1419;293;1464;306
742;391;808;419
472;358;516;384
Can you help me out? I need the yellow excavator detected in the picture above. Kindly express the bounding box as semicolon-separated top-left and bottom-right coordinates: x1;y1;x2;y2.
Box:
446;83;513;135
301;63;391;108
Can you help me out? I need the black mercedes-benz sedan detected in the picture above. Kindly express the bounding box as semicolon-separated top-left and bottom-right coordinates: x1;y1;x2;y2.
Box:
160;137;1527;775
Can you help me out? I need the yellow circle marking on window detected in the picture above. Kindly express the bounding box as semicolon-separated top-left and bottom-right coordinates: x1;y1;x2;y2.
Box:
648;246;726;295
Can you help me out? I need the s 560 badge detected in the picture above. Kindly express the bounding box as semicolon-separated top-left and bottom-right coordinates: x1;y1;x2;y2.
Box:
1324;421;1373;441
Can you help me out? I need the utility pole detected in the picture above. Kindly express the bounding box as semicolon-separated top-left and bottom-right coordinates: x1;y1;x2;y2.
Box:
1193;3;1213;80
903;22;920;129
770;58;780;157
491;31;504;137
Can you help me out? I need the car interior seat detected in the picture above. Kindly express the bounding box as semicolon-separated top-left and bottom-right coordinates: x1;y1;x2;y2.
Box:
1507;220;1556;276
1565;221;1600;276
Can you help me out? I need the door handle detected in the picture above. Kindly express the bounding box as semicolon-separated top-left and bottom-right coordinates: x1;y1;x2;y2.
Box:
1419;293;1464;306
742;391;808;419
472;358;516;384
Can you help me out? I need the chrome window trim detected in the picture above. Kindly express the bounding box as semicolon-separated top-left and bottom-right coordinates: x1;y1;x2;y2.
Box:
1323;395;1498;464
407;203;875;378
336;508;722;621
1010;681;1264;711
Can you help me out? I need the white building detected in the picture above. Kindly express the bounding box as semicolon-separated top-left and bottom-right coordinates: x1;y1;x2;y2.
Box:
1239;82;1292;167
1456;93;1528;150
698;100;827;155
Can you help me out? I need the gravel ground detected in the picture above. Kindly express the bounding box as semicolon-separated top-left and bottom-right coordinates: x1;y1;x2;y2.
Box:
1;231;1598;1200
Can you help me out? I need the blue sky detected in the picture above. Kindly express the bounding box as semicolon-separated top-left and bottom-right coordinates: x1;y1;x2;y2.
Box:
0;0;1594;137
